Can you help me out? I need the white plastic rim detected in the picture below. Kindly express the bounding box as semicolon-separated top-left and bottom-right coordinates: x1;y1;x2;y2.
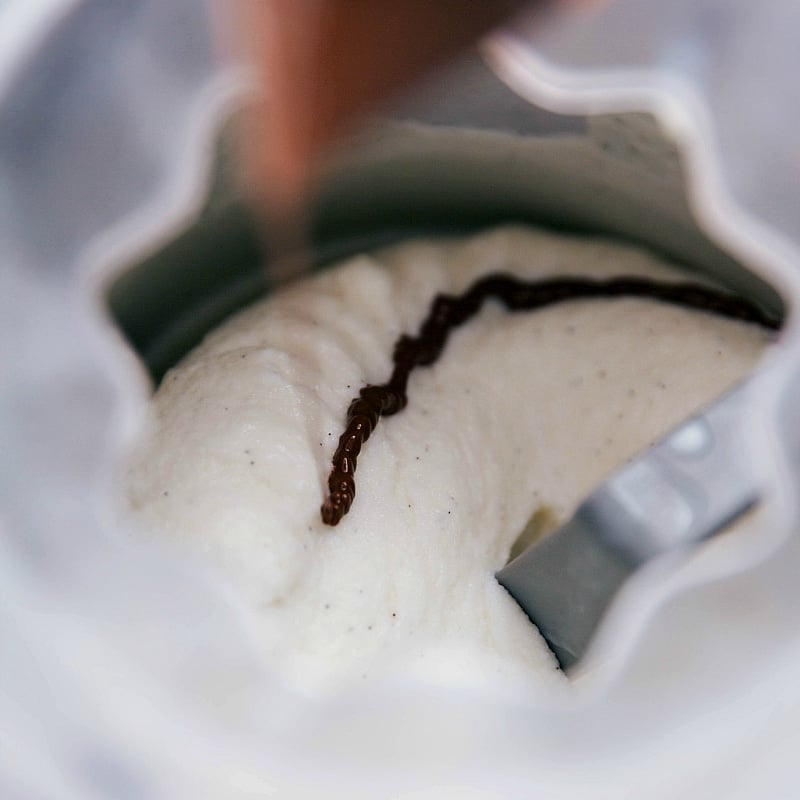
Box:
5;2;800;798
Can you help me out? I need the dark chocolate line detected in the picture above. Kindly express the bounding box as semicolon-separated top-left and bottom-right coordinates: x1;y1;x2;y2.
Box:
320;274;780;525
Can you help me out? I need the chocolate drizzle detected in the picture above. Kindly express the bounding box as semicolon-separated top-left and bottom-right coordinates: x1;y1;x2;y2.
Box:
320;274;780;525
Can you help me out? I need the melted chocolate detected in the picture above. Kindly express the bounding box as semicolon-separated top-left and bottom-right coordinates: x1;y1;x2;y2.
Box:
320;274;780;525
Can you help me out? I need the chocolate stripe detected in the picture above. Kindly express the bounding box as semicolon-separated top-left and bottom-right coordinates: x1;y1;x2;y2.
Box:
320;274;780;526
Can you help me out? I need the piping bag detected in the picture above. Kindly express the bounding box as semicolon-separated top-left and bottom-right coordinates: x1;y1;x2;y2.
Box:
231;0;532;220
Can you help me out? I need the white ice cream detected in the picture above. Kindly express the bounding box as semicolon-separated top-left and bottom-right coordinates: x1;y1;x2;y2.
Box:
127;225;770;692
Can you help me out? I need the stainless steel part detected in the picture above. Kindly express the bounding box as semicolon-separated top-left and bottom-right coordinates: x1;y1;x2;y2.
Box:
498;380;760;669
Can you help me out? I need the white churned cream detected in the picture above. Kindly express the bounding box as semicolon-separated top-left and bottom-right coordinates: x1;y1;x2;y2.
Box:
126;226;770;692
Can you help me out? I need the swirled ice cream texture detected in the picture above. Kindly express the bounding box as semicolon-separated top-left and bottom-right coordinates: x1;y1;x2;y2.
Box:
127;226;770;691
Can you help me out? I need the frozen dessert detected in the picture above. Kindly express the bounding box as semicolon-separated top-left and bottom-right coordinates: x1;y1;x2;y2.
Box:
126;225;772;691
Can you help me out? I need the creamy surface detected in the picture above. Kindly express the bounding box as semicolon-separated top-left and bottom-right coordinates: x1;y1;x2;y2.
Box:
127;226;770;691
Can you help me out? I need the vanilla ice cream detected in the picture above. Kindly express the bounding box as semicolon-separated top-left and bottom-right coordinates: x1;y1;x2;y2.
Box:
126;225;771;692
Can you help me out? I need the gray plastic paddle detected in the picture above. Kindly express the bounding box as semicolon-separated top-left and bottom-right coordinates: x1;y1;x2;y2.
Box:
496;381;760;670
